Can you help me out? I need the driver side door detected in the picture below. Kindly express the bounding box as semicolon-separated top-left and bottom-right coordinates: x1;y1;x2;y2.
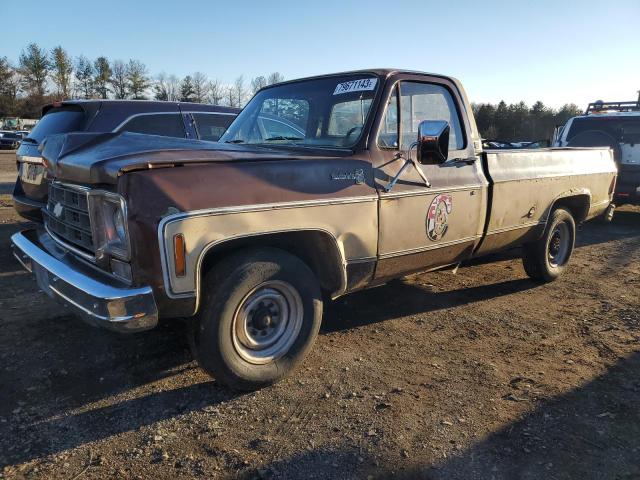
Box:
373;77;487;280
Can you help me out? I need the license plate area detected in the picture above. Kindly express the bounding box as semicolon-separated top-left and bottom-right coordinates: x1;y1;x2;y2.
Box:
20;163;44;185
33;262;55;298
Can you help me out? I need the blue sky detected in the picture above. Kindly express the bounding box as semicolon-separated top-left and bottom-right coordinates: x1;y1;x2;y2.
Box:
3;0;639;108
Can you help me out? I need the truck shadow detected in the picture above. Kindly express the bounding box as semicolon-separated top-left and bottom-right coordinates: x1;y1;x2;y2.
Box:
385;350;640;479
323;277;537;334
242;351;640;480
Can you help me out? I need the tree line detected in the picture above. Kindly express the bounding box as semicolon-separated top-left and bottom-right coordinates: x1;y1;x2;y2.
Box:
472;101;582;142
2;42;584;142
0;43;285;118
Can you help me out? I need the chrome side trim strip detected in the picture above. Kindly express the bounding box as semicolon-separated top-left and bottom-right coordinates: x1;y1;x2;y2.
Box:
378;235;479;259
163;195;379;221
485;221;545;236
379;184;485;200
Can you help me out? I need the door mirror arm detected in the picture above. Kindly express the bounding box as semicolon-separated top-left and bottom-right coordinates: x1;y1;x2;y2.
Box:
385;142;432;193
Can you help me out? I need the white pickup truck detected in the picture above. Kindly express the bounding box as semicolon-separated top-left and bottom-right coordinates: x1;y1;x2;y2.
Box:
555;100;640;204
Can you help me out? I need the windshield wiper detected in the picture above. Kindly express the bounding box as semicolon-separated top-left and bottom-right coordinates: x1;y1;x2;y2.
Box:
20;137;38;144
225;139;245;144
264;136;304;142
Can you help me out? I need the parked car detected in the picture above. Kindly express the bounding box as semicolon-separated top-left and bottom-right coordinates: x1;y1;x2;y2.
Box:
482;139;549;150
13;100;240;221
554;100;640;204
0;131;23;149
11;69;616;390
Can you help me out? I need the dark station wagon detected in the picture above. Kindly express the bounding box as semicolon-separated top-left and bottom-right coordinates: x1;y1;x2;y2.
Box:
13;100;240;221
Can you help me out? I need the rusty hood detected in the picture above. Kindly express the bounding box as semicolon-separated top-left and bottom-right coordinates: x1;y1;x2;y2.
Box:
40;131;344;185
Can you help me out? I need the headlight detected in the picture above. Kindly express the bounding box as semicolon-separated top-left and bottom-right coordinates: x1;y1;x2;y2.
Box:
88;192;131;261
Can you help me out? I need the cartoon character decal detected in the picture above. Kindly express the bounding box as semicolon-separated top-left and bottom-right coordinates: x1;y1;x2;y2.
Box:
426;194;453;241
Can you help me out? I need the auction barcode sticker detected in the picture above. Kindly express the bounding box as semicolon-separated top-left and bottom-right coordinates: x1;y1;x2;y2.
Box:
333;78;378;95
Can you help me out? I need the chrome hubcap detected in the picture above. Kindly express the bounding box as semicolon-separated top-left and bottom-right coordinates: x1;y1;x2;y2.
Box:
548;222;570;267
232;280;303;364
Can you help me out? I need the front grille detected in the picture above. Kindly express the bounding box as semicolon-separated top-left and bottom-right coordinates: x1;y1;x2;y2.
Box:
44;182;95;255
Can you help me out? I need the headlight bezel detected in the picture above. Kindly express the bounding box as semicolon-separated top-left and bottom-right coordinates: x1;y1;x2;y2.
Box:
87;191;131;262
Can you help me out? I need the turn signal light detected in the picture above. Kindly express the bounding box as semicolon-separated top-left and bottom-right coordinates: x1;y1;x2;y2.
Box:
173;234;186;277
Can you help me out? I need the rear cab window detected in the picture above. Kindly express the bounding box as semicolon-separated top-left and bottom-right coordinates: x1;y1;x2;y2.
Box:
118;113;186;138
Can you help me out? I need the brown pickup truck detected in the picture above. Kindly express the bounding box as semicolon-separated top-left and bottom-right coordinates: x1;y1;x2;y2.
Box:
11;69;617;390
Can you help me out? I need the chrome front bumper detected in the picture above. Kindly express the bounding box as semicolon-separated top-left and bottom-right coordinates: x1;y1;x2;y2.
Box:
11;230;158;333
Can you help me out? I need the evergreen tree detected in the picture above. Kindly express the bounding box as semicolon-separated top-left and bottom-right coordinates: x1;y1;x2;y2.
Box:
93;56;112;99
18;43;49;97
75;55;94;99
50;46;73;99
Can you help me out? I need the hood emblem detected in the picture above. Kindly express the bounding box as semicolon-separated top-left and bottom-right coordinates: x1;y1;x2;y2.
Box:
53;202;63;218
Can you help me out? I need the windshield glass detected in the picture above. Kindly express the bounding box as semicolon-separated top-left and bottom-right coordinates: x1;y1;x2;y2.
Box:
28;106;86;143
220;74;380;148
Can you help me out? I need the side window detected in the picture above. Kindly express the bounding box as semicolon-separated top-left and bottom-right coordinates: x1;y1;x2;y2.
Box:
193;113;235;141
377;86;399;149
119;113;186;138
399;82;464;151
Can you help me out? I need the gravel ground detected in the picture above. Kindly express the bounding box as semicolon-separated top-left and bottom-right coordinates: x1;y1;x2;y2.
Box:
1;150;639;479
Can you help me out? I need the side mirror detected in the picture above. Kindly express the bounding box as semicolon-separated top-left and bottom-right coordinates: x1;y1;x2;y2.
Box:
416;120;450;165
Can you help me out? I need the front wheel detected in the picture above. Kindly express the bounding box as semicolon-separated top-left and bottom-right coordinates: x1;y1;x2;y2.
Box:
194;247;322;391
522;208;576;282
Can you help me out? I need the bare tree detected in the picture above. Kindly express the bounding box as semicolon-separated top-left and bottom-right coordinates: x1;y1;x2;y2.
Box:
93;56;112;99
233;75;246;107
75;55;95;99
251;75;267;94
126;59;150;100
167;74;180;101
267;72;284;85
110;60;128;99
208;79;224;105
0;57;21;116
225;84;237;107
50;46;73;99
153;72;170;101
192;72;209;103
19;43;49;97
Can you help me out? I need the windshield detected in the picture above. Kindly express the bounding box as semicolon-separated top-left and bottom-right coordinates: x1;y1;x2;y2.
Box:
220;74;380;148
28;106;87;143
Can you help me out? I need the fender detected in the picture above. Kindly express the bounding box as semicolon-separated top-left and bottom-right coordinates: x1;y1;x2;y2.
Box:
157;195;378;314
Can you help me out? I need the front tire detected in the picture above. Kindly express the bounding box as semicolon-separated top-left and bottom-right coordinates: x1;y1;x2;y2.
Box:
195;247;322;391
522;208;576;282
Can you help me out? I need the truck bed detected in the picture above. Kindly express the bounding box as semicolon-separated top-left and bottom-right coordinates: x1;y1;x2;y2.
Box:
475;147;617;256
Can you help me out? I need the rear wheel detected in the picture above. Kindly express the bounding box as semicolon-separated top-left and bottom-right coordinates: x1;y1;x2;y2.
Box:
194;247;322;390
522;208;576;282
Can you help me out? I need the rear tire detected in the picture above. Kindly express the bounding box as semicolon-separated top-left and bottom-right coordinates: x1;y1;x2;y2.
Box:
522;208;576;282
194;247;322;391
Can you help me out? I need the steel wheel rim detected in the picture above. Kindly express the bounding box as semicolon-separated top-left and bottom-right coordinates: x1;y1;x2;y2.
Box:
548;222;570;267
232;280;303;365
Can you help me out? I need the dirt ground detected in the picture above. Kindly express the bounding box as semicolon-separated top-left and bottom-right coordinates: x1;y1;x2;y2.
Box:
0;150;639;479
